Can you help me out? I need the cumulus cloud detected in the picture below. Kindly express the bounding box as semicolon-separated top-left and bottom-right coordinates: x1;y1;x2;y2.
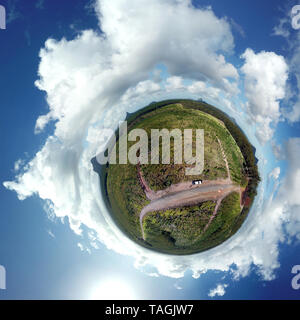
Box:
208;284;228;297
253;138;300;271
187;81;220;99
96;0;238;88
122;80;161;102
241;49;288;144
3;0;300;285
166;76;185;92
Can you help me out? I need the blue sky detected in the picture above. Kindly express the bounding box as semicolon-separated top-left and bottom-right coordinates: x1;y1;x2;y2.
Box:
1;0;300;300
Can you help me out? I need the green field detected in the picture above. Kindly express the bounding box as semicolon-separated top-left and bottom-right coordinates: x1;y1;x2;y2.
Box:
100;100;259;255
143;193;241;254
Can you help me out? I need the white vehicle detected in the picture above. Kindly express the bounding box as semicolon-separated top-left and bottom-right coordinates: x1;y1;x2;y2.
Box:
192;180;202;185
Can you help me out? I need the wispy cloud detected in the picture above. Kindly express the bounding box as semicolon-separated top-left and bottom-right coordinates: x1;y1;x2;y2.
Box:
174;282;183;290
35;0;45;10
6;0;21;24
47;230;55;238
230;18;246;38
77;242;91;254
24;30;31;46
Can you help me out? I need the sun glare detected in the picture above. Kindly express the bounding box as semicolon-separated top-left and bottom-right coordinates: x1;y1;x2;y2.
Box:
90;278;137;300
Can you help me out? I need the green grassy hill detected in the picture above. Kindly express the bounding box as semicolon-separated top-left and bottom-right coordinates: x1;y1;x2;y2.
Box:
98;100;259;255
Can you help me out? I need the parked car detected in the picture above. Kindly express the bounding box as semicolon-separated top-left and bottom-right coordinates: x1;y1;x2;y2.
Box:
192;180;202;185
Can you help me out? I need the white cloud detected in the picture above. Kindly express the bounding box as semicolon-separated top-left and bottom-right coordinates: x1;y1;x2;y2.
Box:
272;141;284;160
122;80;161;102
187;80;220;99
77;242;91;254
272;18;290;38
174;282;183;290
269;167;280;180
229;18;245;38
96;0;238;89
146;272;160;278
3;0;300;285
166;76;185;92
88;231;100;249
14;159;25;172
241;49;288;144
208;283;228;297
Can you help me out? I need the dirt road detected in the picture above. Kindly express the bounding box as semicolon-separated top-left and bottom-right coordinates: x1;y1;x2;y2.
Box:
137;136;243;240
139;183;240;239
